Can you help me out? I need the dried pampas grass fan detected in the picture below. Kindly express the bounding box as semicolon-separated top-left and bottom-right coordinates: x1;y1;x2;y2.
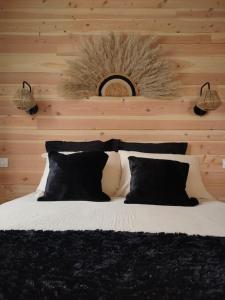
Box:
61;33;177;98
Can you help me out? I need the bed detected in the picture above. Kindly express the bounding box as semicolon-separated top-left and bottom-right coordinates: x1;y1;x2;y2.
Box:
0;140;225;299
1;192;225;235
0;192;225;300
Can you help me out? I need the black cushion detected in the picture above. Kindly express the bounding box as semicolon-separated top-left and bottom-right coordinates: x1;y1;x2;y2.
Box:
45;139;119;152
125;156;198;206
46;139;187;154
38;151;110;202
118;141;188;154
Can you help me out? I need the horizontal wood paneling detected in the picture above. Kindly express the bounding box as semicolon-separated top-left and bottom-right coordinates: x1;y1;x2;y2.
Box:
1;129;225;142
0;1;225;202
207;185;225;201
1;19;225;34
0;171;42;185
1;114;225;130
0;34;217;50
1;99;225;116
1;10;225;20
3;42;225;57
1;0;225;9
0;141;44;155
0;185;36;203
36;117;225;130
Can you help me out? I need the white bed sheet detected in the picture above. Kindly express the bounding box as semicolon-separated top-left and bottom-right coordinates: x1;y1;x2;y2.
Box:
0;192;225;236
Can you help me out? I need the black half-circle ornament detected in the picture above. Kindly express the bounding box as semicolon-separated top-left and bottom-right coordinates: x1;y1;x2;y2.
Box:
98;74;137;97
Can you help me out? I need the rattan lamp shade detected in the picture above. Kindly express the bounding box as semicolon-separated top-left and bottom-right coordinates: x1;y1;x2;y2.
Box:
13;81;38;115
193;82;221;116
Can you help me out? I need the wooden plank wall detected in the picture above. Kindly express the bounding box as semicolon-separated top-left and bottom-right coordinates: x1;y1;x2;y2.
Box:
0;0;225;202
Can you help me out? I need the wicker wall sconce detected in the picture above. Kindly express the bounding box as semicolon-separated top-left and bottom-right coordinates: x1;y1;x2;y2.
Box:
13;81;38;115
193;82;221;116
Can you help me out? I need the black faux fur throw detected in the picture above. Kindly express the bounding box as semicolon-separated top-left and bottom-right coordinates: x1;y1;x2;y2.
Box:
0;230;225;300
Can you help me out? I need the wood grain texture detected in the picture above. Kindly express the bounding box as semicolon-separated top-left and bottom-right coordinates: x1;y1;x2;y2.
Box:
1;19;225;34
1;99;225;116
36;117;225;130
0;185;36;203
0;1;225;201
0;0;225;9
1;129;225;141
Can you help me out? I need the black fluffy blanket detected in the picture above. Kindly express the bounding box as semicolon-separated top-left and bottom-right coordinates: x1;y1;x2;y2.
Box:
0;230;225;300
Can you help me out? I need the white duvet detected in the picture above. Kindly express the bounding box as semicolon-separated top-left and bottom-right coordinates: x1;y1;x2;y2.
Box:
0;192;225;237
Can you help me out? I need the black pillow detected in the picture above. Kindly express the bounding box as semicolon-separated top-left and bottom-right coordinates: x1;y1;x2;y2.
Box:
46;140;187;154
46;139;119;152
118;141;187;154
38;151;110;202
125;156;198;206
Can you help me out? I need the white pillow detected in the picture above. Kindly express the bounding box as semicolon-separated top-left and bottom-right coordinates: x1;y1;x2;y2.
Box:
36;151;121;197
116;150;215;201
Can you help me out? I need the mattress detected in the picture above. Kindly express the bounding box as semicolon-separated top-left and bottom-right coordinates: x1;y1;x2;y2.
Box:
0;192;225;236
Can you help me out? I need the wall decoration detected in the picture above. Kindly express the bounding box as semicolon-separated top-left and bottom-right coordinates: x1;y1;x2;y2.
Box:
62;33;177;98
193;82;222;116
13;81;38;115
